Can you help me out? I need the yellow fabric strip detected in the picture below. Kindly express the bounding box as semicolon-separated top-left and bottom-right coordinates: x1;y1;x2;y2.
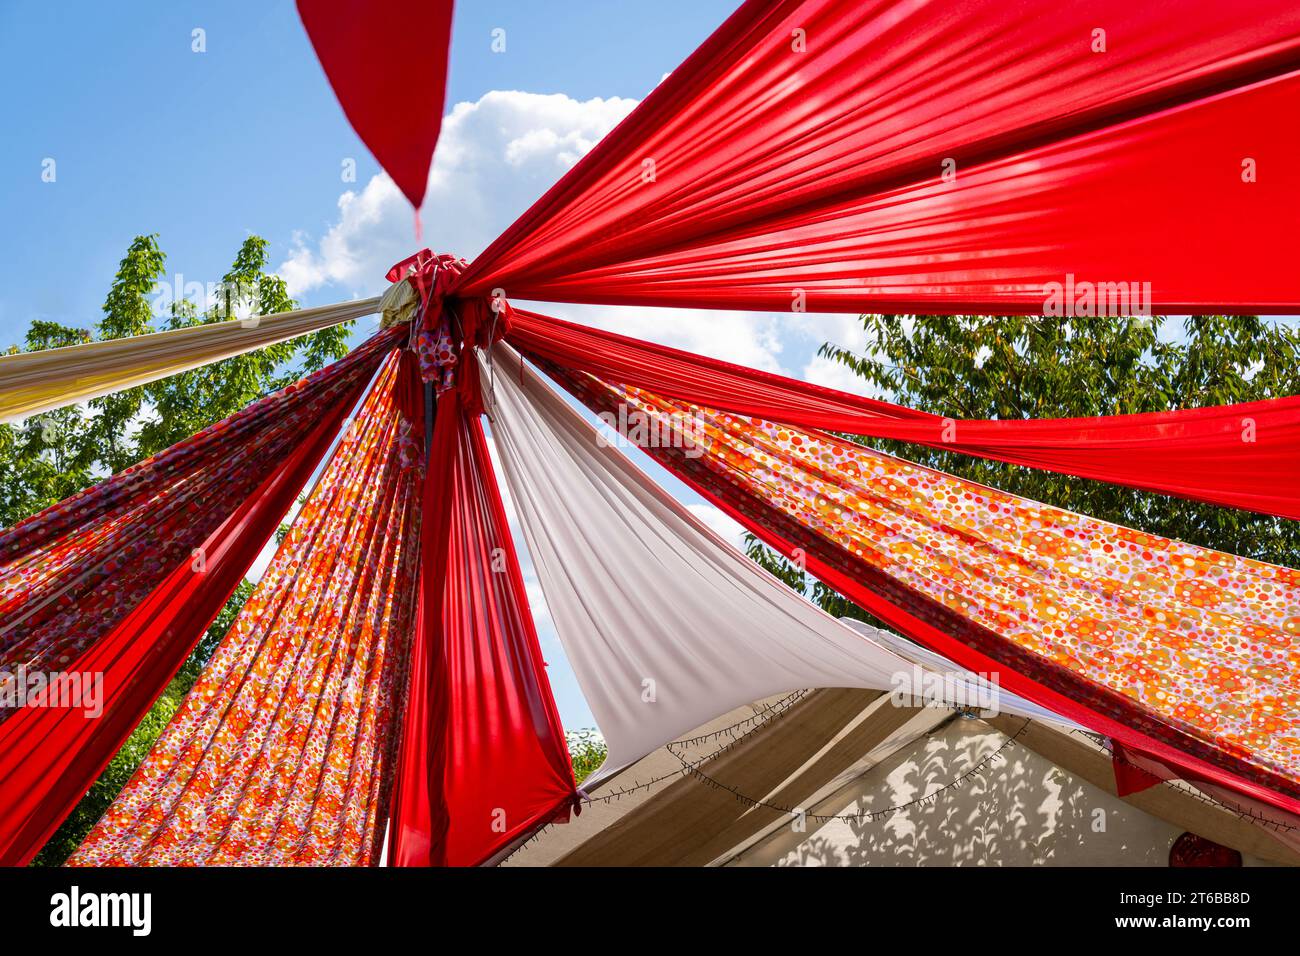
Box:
0;297;380;424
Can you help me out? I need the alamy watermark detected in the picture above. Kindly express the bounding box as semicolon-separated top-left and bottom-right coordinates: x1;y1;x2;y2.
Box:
150;273;261;323
50;886;151;936
1042;273;1151;318
889;665;1001;717
596;404;706;458
0;667;103;718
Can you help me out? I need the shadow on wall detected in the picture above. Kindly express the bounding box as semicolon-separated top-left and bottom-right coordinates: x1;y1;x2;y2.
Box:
730;718;1187;867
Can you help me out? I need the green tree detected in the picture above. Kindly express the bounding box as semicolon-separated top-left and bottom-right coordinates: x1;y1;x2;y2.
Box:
0;233;354;864
749;315;1300;613
0;234;350;525
0;323;97;523
91;234;167;473
566;730;608;785
138;236;349;455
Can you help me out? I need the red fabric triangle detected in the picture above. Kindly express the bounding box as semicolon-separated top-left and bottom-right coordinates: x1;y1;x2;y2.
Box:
297;0;454;209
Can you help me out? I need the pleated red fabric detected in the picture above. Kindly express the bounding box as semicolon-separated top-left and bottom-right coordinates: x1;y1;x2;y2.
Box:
297;0;454;210
509;310;1300;519
388;359;574;867
455;0;1300;312
387;370;453;864
0;329;400;865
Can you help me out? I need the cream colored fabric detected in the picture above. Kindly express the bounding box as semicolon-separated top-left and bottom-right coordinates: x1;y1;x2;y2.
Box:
552;690;921;867
0;297;379;424
378;279;419;328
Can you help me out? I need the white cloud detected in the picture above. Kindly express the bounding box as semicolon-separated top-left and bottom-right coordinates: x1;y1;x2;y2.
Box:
801;353;880;397
787;312;881;396
279;88;875;380
687;502;747;550
280;91;638;298
531;300;791;373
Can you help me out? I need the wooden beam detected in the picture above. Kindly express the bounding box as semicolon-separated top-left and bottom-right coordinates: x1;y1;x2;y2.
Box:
682;696;930;865
555;688;885;866
983;714;1300;866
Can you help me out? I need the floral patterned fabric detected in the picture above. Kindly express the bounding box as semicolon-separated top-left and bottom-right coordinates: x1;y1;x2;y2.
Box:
70;351;423;866
0;328;402;689
541;362;1300;803
416;312;457;394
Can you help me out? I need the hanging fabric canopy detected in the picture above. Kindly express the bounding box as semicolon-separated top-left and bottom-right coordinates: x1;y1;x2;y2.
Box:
0;327;400;865
454;0;1300;312
69;351;423;865
0;297;377;425
532;356;1300;813
4;0;1297;867
487;342;1073;785
509;310;1300;519
387;354;574;868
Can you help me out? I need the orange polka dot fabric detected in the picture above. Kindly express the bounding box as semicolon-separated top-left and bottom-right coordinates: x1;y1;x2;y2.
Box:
549;364;1300;798
70;353;423;866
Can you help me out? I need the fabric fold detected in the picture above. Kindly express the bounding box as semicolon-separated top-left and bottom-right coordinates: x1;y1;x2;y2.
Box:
509;310;1300;519
69;349;422;866
456;0;1300;313
389;353;574;867
485;343;1070;786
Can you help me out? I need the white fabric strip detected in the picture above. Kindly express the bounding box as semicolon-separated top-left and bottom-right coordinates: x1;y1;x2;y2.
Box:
0;296;379;424
485;343;1072;785
836;617;1076;727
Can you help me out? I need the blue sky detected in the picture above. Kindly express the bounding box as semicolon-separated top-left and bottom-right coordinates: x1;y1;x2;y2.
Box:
6;1;848;731
0;1;738;341
1;0;866;387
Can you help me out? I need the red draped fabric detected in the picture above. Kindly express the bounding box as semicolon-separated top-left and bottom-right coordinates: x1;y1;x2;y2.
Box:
536;359;1300;817
297;0;455;210
1111;741;1179;797
70;351;422;865
387;380;452;864
11;0;1296;866
0;329;400;865
389;357;574;867
455;0;1300;312
508;310;1300;519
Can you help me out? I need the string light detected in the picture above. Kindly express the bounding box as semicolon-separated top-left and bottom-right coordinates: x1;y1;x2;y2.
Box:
503;715;1297;865
667;716;1032;824
1070;728;1299;833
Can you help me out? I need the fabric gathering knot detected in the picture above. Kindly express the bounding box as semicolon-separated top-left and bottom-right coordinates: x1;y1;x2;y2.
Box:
378;279;419;329
383;249;514;400
417;319;457;395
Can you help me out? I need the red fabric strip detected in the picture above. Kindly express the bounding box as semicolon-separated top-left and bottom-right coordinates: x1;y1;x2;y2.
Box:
297;0;454;209
508;311;1300;519
456;0;1300;312
0;330;400;695
0;382;365;866
389;357;574;867
388;366;453;865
